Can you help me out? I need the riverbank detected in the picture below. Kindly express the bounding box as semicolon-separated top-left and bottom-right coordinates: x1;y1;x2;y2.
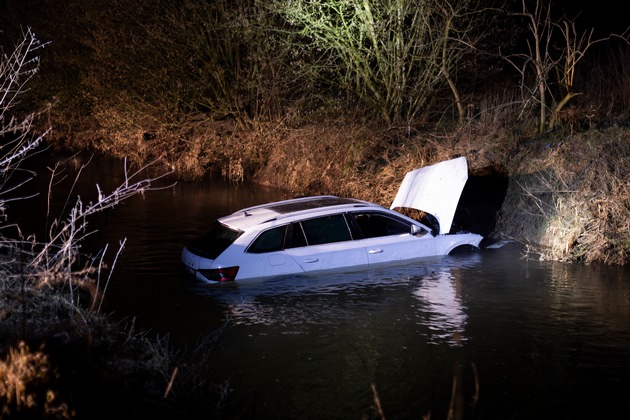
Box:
0;245;230;419
2;120;628;417
50;115;630;266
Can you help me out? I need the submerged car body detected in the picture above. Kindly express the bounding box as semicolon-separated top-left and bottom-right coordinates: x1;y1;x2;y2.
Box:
182;157;483;283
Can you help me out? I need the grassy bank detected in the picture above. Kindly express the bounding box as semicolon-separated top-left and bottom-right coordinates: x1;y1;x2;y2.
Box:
55;110;629;266
0;247;232;418
499;129;630;264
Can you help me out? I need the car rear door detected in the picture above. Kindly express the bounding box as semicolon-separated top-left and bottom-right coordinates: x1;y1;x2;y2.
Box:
242;224;305;278
284;214;368;273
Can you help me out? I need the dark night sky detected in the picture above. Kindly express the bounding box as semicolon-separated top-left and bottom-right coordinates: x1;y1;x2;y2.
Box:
555;0;629;36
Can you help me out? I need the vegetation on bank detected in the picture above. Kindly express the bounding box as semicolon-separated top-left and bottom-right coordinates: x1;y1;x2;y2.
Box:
0;1;628;415
0;29;229;419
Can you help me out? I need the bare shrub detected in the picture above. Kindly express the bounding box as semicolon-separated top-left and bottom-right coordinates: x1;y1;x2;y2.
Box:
275;0;493;126
1;27;173;303
29;156;173;305
0;27;49;216
0;26;183;417
501;0;628;134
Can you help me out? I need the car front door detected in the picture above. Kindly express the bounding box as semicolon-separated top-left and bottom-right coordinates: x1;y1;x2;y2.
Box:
350;211;436;265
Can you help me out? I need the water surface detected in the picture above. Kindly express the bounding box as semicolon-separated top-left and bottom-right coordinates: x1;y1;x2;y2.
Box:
8;151;630;419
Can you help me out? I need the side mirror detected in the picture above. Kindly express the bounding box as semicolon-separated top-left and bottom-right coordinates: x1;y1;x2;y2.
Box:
411;224;435;237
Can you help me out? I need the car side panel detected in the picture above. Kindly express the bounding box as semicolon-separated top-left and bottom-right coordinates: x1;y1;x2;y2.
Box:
359;233;436;265
213;241;305;280
285;241;369;273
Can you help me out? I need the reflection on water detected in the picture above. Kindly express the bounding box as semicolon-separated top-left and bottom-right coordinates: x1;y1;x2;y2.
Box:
186;268;419;327
413;269;467;346
196;256;477;350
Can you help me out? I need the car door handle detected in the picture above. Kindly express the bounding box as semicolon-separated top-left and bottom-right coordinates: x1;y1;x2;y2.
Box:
302;257;319;263
368;249;383;254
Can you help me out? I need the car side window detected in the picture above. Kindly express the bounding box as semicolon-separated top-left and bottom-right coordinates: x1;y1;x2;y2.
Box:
285;222;308;249
300;214;352;245
248;225;286;253
352;212;411;238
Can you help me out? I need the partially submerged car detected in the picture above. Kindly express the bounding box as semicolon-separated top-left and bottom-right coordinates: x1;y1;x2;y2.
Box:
181;156;483;283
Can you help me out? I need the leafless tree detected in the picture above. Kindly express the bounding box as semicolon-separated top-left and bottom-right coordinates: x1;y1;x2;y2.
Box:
275;0;489;126
502;0;623;133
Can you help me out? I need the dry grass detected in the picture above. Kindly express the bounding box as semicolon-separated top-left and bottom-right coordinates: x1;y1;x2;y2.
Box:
498;129;630;264
0;341;72;419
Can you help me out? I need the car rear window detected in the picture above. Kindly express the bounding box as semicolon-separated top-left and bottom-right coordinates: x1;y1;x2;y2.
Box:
187;221;242;259
247;223;309;253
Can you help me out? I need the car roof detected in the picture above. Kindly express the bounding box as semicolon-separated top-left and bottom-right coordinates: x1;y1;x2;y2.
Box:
219;195;376;231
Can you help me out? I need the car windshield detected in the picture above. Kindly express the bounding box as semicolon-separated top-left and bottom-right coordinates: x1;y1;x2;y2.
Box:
187;221;242;259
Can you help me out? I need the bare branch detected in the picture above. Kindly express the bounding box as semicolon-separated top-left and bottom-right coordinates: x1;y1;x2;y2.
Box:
501;0;624;133
32;158;174;274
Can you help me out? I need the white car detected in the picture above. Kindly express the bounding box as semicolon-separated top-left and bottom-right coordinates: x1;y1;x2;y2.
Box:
181;157;483;283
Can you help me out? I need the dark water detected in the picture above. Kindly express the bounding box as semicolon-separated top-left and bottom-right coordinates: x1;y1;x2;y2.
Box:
7;151;630;419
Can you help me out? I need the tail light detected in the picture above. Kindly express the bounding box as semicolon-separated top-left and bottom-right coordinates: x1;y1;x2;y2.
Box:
198;266;240;282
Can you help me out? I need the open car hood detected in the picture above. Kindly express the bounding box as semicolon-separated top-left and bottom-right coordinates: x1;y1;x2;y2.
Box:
390;156;468;235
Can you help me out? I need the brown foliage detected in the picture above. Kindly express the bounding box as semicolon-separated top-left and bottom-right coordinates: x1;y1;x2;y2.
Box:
0;341;71;419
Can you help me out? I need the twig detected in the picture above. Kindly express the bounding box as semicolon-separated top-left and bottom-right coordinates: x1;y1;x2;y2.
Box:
98;238;126;312
371;383;386;420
